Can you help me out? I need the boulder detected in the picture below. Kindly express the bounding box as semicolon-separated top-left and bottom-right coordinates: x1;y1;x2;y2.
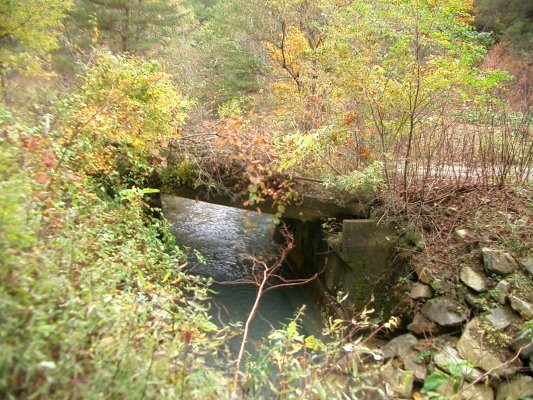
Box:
457;317;522;377
434;379;456;398
415;266;435;284
429;278;454;294
510;329;533;360
486;307;519;331
421;297;468;327
410;282;433;300
492;280;511;305
403;355;427;382
520;258;533;275
496;375;533;400
509;295;533;319
464;292;487;313
482;248;518;276
407;313;440;336
460;384;494;400
380;361;414;399
460;266;488;292
382;333;418;359
434;345;483;383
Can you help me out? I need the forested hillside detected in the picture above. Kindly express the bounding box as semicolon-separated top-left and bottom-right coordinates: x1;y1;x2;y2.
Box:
1;0;531;398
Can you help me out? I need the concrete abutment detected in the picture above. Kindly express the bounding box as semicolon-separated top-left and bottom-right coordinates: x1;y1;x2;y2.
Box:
279;218;398;317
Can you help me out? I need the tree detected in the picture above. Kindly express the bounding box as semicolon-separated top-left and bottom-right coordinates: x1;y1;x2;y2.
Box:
183;0;265;108
0;0;71;93
277;0;508;198
185;0;218;23
474;0;533;52
196;0;330;125
220;226;318;398
67;0;193;54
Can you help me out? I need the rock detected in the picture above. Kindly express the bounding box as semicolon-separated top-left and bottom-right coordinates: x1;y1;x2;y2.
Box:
492;280;511;305
434;345;483;383
415;266;435;284
464;293;487;313
467;236;493;253
460;266;488;292
515;219;527;227
486;307;519;331
382;333;418;359
421;297;468;327
461;384;494;400
521;258;533;275
403;355;427;382
380;361;414;399
510;329;533;360
509;295;533;319
463;292;487;313
496;375;533;400
457;317;522;377
428;277;454;294
454;229;472;242
482;248;518;276
435;379;456;398
407;313;440;336
410;282;433;300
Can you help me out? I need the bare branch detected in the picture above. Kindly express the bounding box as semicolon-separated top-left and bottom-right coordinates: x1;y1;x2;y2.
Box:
227;224;317;398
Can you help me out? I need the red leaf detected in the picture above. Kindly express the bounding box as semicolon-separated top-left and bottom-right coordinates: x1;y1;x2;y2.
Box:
42;154;56;168
34;173;50;184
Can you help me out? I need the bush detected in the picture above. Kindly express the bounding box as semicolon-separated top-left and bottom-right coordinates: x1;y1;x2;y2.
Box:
0;110;228;399
67;52;190;190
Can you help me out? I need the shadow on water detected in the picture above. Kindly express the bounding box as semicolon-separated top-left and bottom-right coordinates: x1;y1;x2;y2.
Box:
161;194;324;353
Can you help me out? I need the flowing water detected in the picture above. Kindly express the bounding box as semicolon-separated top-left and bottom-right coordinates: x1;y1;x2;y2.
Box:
161;195;323;351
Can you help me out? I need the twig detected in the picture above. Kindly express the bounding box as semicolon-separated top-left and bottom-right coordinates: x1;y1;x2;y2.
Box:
455;345;529;398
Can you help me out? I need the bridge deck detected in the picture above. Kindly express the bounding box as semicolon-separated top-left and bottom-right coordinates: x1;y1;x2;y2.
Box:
165;184;369;221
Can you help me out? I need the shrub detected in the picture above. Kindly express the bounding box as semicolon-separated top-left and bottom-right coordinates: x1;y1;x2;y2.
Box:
68;52;190;190
0;110;228;399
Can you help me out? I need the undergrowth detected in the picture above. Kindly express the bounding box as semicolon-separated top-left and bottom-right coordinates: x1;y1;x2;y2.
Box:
0;109;229;399
0;106;398;399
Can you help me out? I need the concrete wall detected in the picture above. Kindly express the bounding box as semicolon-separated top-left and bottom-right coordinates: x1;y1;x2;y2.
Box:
280;218;397;317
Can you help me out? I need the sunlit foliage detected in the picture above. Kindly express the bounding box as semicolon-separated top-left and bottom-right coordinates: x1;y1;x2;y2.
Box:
0;0;71;86
70;52;189;188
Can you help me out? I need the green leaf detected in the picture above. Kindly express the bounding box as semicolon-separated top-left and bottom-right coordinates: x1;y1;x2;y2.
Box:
141;188;160;194
421;373;449;393
304;335;321;351
287;321;299;338
200;320;218;332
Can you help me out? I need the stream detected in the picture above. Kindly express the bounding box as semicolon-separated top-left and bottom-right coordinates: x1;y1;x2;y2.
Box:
161;195;324;352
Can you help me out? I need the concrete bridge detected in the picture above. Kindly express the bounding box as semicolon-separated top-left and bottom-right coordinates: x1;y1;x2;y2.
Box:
163;181;399;317
165;179;370;221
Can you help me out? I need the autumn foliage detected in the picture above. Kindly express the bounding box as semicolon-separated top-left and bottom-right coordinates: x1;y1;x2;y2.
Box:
70;52;188;187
